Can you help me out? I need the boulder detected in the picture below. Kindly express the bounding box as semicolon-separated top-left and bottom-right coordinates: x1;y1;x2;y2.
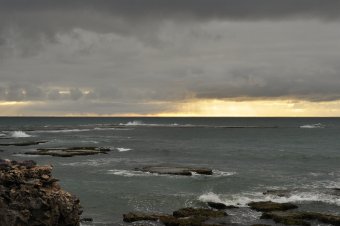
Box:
0;159;82;226
248;201;298;212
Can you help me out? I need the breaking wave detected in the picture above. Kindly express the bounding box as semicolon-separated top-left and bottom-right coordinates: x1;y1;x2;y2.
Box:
198;190;340;207
11;131;32;138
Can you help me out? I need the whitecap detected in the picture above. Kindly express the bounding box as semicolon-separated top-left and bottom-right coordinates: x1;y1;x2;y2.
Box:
212;170;237;177
120;120;145;126
116;147;132;152
107;169;152;177
300;123;325;129
11;131;32;138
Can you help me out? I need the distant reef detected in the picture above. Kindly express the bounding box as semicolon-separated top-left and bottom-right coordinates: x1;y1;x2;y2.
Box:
0;159;82;226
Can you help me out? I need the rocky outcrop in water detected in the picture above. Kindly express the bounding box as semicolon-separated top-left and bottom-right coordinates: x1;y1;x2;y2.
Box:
25;147;112;157
248;201;298;212
123;208;227;226
136;166;213;176
0;159;82;226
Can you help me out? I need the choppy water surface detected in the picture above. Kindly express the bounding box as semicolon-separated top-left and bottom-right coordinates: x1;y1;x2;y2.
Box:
1;117;340;225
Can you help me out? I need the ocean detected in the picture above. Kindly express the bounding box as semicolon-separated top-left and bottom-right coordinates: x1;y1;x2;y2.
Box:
1;117;340;225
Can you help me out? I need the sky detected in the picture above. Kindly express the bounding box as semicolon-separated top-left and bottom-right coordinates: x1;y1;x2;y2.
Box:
1;0;340;116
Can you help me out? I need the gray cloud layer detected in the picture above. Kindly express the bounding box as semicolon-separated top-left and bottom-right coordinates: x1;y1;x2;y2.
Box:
0;0;340;115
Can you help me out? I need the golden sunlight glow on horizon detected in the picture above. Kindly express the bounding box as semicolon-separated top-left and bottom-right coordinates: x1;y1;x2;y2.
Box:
1;99;340;117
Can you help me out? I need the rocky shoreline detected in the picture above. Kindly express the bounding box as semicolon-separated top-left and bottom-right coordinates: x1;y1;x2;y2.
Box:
123;200;340;226
1;159;340;226
0;159;82;226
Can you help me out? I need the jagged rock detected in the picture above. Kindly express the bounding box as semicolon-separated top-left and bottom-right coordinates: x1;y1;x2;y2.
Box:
261;211;340;226
0;159;82;226
248;201;298;212
136;166;213;176
25;147;112;157
0;141;47;146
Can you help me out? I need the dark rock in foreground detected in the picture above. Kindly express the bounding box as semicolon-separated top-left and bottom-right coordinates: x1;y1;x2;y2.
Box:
248;201;298;212
25;147;112;157
261;211;340;226
0;159;82;226
207;202;238;210
123;207;227;226
136;166;213;176
0;141;47;146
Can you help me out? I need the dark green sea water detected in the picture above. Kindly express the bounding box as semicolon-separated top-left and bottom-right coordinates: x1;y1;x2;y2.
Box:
1;117;340;225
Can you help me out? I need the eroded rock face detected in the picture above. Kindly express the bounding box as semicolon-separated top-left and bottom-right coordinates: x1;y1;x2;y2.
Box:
0;159;82;226
136;166;213;176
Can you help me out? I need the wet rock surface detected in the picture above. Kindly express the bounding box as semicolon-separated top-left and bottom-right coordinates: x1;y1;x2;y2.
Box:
136;166;213;176
0;159;82;226
25;147;112;157
248;201;298;212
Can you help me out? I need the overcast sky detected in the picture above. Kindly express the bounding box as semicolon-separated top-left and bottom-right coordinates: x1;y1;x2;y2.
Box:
1;0;340;116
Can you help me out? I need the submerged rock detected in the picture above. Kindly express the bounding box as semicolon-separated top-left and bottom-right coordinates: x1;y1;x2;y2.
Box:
25;147;112;157
261;211;340;226
136;166;213;176
123;212;165;222
0;159;82;226
263;189;290;197
248;201;298;212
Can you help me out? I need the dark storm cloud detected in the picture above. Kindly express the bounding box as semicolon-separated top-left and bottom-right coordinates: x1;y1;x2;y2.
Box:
1;0;340;21
1;0;340;115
